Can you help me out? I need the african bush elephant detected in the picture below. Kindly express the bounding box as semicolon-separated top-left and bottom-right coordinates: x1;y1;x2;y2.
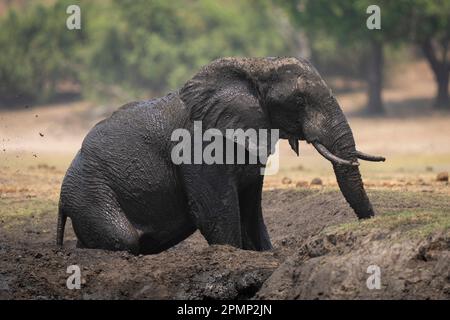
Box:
57;57;385;254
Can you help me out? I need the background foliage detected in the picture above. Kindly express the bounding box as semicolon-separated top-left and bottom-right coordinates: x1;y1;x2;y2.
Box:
0;0;294;104
0;0;448;110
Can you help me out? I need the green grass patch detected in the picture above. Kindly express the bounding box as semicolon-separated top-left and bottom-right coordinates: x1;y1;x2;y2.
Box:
0;198;57;218
324;209;450;239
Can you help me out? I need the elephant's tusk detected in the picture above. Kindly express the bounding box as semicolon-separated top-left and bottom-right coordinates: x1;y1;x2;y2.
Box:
355;150;386;162
313;142;359;167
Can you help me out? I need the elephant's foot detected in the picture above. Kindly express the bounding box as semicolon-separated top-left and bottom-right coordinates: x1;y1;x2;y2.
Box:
76;240;85;249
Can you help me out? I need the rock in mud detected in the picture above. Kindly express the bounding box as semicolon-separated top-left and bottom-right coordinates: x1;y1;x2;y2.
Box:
295;181;309;188
436;172;448;182
176;269;274;300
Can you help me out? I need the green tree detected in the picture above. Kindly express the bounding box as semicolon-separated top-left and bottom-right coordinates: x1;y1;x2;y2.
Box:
0;0;294;106
410;0;450;109
0;0;85;104
83;0;293;100
283;0;413;115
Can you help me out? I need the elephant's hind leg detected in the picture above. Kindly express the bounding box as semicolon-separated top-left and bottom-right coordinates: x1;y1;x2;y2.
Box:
69;188;140;254
138;223;196;255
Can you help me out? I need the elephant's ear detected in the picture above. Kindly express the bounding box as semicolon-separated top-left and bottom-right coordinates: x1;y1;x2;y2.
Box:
179;61;269;131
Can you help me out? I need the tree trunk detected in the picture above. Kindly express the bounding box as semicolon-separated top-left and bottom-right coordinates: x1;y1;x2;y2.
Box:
366;39;384;115
422;39;450;109
434;68;449;109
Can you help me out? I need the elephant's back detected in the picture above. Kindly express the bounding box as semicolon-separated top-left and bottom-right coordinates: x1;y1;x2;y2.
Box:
81;92;186;164
73;93;189;226
90;92;186;147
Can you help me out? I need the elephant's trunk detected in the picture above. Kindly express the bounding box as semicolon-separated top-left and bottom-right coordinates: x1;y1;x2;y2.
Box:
333;163;375;219
314;110;375;219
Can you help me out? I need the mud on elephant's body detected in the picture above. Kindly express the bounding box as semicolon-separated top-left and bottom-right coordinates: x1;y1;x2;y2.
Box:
57;57;385;254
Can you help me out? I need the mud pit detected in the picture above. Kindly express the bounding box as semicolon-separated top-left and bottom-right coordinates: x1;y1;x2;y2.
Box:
0;186;449;300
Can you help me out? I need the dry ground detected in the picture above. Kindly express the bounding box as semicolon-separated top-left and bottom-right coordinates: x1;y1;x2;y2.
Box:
0;61;449;299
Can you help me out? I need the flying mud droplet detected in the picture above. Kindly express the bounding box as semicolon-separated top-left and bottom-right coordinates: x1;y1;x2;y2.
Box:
39;133;44;137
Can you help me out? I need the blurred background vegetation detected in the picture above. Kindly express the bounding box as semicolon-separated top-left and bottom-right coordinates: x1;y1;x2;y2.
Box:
0;0;449;113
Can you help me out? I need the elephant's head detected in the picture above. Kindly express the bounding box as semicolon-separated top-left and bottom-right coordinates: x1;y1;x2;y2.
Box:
180;57;385;219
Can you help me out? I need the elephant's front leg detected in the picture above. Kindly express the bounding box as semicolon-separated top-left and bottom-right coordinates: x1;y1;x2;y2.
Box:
180;165;243;248
239;175;272;251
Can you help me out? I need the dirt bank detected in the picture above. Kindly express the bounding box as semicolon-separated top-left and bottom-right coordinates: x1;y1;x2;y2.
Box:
257;226;449;299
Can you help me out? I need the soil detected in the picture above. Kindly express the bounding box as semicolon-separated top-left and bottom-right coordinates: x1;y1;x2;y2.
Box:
0;186;448;300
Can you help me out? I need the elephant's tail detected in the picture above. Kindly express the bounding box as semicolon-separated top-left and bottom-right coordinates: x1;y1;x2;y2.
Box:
56;203;67;247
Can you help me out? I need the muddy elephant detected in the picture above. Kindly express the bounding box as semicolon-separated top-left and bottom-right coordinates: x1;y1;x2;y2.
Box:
57;57;385;254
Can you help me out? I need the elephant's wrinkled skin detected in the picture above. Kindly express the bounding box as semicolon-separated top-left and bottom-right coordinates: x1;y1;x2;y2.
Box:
57;57;385;254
